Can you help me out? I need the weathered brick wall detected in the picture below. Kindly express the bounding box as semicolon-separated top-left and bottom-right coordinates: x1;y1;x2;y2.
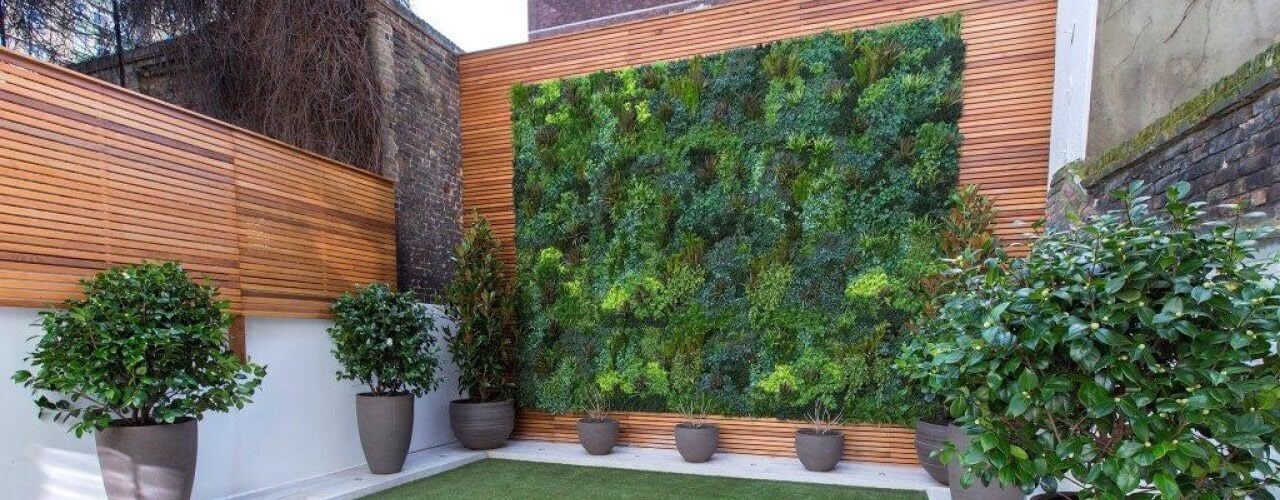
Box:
367;0;463;298
529;0;731;39
1048;70;1280;240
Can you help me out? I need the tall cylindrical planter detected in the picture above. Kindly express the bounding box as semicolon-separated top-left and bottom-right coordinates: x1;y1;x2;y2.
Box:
794;429;844;472
674;423;719;463
947;425;1023;500
96;418;198;500
450;399;515;450
577;418;620;455
914;421;950;485
356;393;415;474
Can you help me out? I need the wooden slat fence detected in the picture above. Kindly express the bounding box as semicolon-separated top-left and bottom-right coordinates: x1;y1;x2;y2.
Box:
0;47;396;318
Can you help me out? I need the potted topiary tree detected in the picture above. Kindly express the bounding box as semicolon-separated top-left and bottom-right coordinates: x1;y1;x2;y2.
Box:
575;389;619;455
12;262;266;500
329;283;440;474
673;394;718;463
443;215;517;450
908;181;1280;498
794;400;844;472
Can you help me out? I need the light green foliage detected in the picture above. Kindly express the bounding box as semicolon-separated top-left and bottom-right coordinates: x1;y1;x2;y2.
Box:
512;15;965;422
444;215;518;403
329;283;440;397
902;181;1280;498
12;262;266;436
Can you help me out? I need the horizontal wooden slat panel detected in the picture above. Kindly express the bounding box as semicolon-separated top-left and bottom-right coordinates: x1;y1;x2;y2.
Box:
0;47;396;318
514;410;919;466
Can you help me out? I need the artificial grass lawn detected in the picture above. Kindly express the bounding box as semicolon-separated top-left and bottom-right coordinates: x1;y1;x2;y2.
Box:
363;459;926;500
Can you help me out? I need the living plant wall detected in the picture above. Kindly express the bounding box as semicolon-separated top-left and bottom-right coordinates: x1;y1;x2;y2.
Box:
511;15;965;423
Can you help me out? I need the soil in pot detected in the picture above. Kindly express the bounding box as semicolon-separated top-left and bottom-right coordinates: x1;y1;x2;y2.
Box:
947;425;1023;500
450;398;515;450
577;418;620;455
1029;493;1080;499
674;423;719;463
794;429;844;472
356;393;415;474
914;420;950;485
96;418;198;500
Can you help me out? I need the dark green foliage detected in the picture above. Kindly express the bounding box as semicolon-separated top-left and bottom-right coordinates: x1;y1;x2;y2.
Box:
512;15;965;423
443;215;517;402
12;261;266;436
329;283;440;397
902;181;1280;498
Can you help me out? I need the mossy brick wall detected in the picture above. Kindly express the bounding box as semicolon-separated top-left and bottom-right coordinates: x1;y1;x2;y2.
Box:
511;15;965;423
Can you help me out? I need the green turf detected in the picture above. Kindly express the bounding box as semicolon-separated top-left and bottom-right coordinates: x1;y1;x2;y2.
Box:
362;459;926;500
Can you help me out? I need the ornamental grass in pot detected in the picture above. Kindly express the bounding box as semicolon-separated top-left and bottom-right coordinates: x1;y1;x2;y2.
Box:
329;283;440;474
794;401;844;472
673;395;718;463
907;181;1280;498
12;262;266;500
576;390;619;455
443;215;517;450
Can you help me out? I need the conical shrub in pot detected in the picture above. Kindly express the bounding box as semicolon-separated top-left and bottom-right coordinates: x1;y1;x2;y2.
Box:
329;283;441;474
443;214;517;450
12;262;266;500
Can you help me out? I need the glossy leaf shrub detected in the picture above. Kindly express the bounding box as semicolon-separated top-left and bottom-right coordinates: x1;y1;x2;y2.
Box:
511;15;965;421
905;182;1280;498
12;262;266;436
329;283;440;397
443;215;517;403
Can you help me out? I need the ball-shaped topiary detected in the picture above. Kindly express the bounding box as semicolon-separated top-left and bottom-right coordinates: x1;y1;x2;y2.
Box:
329;283;441;397
12;261;266;437
903;181;1280;498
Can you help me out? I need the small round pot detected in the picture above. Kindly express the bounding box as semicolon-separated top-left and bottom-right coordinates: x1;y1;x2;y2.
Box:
794;429;844;472
674;423;718;463
356;393;415;474
577;418;620;455
95;418;197;500
947;425;1023;500
449;399;515;450
914;420;950;485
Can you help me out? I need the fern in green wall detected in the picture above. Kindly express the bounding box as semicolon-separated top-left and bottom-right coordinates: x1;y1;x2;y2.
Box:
511;14;965;423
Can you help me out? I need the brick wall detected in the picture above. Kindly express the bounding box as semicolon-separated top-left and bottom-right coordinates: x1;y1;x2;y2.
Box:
529;0;732;39
366;0;463;298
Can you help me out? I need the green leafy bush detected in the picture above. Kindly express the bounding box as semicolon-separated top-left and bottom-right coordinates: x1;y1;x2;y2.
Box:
512;15;965;422
12;262;266;436
329;283;440;396
904;182;1280;498
443;215;517;402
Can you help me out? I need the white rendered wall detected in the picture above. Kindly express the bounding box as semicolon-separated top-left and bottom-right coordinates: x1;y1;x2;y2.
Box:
1047;0;1098;178
0;306;460;500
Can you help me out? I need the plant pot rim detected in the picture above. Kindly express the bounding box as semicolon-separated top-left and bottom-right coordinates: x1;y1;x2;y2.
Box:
676;422;718;430
796;428;844;437
579;417;618;424
106;416;195;429
916;418;954;426
358;391;412;398
451;398;514;405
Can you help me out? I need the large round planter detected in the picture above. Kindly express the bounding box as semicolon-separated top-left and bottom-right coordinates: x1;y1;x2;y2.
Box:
674;423;719;463
356;393;414;474
914;421;950;485
794;429;844;472
947;425;1023;500
449;399;515;450
577;418;619;455
95;418;197;500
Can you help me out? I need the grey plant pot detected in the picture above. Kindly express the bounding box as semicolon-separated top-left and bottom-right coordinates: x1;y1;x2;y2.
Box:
95;418;197;500
449;398;515;450
947;425;1023;500
577;418;620;455
795;429;844;472
674;423;719;463
356;393;415;474
914;421;950;485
